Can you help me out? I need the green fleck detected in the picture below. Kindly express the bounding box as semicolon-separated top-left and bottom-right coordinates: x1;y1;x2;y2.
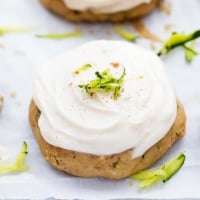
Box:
79;68;126;100
73;64;92;74
0;26;31;36
0;142;29;175
184;41;198;63
112;161;119;169
113;26;138;42
131;153;185;188
36;31;82;39
157;30;200;56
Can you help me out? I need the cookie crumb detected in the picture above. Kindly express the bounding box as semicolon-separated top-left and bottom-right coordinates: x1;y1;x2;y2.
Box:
150;42;157;51
68;82;73;87
157;0;172;15
128;179;134;186
136;75;144;80
0;43;5;48
10;91;16;98
164;23;175;32
0;95;3;112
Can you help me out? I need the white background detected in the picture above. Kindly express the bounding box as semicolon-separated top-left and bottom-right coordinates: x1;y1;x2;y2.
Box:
0;0;200;199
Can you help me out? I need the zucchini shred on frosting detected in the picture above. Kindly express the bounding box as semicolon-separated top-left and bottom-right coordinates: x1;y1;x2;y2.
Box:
32;40;177;158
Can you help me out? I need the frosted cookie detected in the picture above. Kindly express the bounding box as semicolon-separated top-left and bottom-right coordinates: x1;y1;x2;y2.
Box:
29;40;186;179
40;0;159;22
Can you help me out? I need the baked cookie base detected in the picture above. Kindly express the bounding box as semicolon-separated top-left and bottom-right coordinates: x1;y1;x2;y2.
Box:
40;0;159;22
29;100;186;179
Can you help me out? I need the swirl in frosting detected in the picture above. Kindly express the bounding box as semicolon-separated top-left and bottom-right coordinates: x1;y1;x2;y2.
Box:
62;0;151;13
33;40;177;158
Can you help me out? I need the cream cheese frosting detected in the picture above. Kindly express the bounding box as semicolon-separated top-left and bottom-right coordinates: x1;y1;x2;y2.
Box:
33;40;177;158
62;0;151;13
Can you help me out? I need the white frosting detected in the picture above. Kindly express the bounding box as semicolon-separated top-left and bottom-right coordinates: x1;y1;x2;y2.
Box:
62;0;151;13
33;40;177;158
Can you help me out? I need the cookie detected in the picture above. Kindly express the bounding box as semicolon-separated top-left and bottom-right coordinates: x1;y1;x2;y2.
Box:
29;40;186;179
29;100;186;179
40;0;159;22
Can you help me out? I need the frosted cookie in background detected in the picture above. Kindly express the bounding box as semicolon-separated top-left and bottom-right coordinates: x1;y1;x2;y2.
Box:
40;0;160;22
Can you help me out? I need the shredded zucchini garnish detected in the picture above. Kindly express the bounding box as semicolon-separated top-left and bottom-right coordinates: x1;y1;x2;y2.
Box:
113;26;138;42
184;41;199;63
73;64;92;74
131;153;185;188
157;30;200;56
0;26;31;36
36;31;82;39
79;68;126;100
0;142;29;175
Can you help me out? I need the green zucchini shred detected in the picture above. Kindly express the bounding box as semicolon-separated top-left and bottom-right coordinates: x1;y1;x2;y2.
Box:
79;68;126;100
184;41;199;63
0;26;31;35
161;153;185;182
139;175;163;189
131;153;185;188
157;30;200;57
113;26;138;42
0;142;29;175
73;64;92;74
36;31;82;39
132;169;166;180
